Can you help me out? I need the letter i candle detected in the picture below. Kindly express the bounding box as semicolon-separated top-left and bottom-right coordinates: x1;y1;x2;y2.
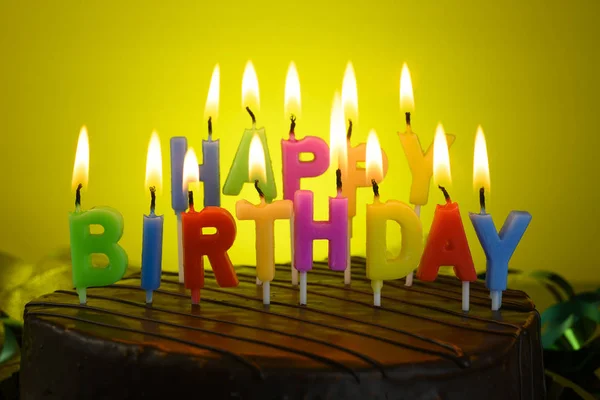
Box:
141;132;164;304
281;62;330;286
468;126;532;311
397;63;456;287
416;124;476;312
181;149;239;304
69;126;128;304
237;134;293;305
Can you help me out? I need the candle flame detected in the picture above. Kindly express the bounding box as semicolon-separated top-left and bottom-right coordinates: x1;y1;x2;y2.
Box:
473;125;490;193
365;129;383;183
341;61;358;123
399;63;415;113
248;133;267;184
242;60;260;111
329;91;348;172
204;64;220;120
71;126;89;191
284;61;301;118
145;131;163;192
433;123;452;186
182;148;199;193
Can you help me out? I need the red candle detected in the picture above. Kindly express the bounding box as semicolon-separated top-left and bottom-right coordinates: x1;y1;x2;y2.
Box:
182;149;238;304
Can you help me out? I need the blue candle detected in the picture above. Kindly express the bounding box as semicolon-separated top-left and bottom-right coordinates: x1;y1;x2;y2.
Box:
470;207;532;310
141;195;164;303
199;117;221;206
142;133;165;303
170;137;188;213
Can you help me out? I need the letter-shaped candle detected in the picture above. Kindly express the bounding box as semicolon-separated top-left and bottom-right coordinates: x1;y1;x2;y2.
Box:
416;124;476;311
200;64;222;207
397;64;456;287
237;135;293;304
468;126;532;310
365;130;423;306
223;60;277;202
182;148;238;304
339;63;389;285
70;126;128;304
141;132;165;304
281;63;329;285
294;171;348;305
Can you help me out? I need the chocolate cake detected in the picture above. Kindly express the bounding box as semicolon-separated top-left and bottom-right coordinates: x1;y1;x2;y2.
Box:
20;259;546;399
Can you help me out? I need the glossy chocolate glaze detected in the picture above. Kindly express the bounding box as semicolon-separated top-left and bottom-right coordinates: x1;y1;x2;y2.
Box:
21;259;546;399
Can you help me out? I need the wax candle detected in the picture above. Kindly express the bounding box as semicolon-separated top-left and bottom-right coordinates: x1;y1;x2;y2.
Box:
170;136;188;283
365;130;423;306
281;63;330;286
69;126;128;304
397;64;456;287
141;132;164;304
199;64;221;207
416;124;476;312
223;60;277;202
294;170;348;305
468;126;532;311
339;63;389;285
237;134;293;305
182;148;238;304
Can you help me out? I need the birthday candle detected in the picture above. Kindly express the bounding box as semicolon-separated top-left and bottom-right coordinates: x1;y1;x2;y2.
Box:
199;64;222;207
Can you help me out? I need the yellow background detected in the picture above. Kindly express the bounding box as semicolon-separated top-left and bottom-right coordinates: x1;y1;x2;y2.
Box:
0;0;597;283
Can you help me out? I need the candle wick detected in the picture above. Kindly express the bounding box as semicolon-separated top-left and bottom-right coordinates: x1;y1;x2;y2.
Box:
438;185;451;203
346;119;353;140
254;179;264;198
149;186;156;216
371;179;380;197
405;112;411;127
188;190;194;210
479;187;486;214
246;106;256;124
208;116;213;139
75;183;83;211
336;169;343;192
289;114;296;138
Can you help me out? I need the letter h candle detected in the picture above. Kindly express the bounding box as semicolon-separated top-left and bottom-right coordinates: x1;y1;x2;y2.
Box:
294;170;348;305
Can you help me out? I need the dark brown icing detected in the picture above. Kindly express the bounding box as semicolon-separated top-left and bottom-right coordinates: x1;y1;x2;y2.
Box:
20;259;546;399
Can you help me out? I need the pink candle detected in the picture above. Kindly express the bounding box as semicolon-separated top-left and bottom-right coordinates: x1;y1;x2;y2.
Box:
293;170;348;305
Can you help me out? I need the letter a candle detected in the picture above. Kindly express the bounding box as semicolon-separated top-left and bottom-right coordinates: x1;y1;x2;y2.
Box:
281;62;330;286
468;126;532;311
237;134;293;305
416;124;476;312
365;130;423;307
182;149;239;304
397;64;456;287
69;126;128;304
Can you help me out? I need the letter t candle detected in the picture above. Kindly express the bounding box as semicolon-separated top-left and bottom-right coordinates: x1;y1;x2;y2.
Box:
468;126;532;311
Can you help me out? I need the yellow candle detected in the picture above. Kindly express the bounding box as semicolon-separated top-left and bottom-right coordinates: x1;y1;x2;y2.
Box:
365;130;423;307
397;63;456;206
236;134;292;305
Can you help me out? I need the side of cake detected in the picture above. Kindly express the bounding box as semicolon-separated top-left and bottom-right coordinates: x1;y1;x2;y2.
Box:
20;260;546;399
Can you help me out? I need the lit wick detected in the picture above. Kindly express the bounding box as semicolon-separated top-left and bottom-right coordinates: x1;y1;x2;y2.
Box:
405;112;411;128
371;179;380;198
149;186;156;216
438;185;451;203
346;119;353;140
336;168;343;195
254;179;264;199
188;189;195;211
75;183;83;212
208;116;213;139
246;106;256;125
289;114;296;139
479;187;486;214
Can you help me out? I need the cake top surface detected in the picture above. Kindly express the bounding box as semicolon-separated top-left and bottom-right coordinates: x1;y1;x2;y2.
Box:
25;259;539;382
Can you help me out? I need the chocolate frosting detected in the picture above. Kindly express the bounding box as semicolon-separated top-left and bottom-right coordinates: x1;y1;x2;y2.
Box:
20;259;546;399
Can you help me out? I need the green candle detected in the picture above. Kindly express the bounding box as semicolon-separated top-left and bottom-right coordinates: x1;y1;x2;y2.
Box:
70;127;128;304
223;107;277;202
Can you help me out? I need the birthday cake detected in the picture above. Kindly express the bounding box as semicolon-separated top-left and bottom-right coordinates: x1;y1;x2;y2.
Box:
20;259;545;400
